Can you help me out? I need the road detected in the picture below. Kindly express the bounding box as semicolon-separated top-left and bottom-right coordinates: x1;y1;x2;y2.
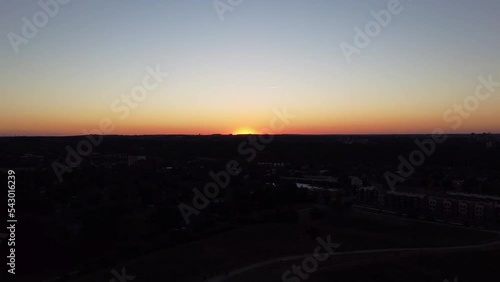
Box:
206;231;500;282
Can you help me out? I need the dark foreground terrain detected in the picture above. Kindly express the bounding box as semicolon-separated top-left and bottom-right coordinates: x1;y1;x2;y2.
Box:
1;134;499;281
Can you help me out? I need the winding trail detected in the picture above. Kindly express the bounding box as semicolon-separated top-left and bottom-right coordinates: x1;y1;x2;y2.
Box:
206;234;500;282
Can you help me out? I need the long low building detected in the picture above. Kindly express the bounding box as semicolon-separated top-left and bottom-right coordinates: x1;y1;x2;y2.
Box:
356;187;500;226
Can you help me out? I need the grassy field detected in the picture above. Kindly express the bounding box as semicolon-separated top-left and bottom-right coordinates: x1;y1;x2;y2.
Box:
69;210;499;282
276;250;500;282
317;210;498;250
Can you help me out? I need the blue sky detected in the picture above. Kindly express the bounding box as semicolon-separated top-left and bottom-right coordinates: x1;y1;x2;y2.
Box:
1;0;499;135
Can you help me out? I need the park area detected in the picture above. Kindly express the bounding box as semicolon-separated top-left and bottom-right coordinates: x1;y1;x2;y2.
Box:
69;210;499;282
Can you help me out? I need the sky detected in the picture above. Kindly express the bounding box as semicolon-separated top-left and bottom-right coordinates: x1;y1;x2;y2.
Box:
1;0;499;136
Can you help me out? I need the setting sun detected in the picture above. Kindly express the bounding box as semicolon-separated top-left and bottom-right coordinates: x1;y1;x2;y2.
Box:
233;128;259;135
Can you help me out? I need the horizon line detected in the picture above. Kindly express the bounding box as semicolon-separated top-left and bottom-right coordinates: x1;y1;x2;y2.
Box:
1;132;499;138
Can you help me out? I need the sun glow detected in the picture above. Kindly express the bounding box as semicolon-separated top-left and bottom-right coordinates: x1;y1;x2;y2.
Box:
233;128;259;135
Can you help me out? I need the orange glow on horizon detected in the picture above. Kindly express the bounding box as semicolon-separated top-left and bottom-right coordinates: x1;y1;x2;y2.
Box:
3;110;500;136
232;128;259;135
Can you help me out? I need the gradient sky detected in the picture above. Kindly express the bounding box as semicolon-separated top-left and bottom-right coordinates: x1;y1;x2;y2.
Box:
1;0;499;136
